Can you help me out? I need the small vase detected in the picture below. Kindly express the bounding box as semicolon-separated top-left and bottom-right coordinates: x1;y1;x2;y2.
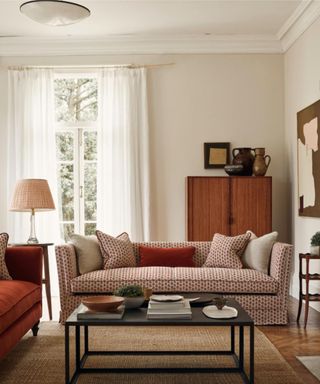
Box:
232;147;255;176
310;246;320;255
253;148;271;176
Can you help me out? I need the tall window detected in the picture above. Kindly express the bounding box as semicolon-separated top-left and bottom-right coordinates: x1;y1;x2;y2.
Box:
54;74;98;241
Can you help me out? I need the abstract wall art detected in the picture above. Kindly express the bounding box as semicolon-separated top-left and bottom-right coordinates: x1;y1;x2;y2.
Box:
297;99;320;217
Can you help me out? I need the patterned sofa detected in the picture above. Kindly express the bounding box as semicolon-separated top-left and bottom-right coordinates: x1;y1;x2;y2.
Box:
56;241;292;325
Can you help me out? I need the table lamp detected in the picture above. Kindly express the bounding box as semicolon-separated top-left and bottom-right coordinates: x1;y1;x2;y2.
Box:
10;179;55;244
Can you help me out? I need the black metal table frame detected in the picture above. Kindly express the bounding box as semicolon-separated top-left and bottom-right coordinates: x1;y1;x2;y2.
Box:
65;322;254;384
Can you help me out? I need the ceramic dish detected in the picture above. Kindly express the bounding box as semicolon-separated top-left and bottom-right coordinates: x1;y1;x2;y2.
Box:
186;295;215;306
123;296;145;309
202;305;238;319
224;164;244;176
82;295;124;312
150;294;184;302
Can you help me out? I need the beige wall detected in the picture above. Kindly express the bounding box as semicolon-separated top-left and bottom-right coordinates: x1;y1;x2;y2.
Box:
148;54;286;240
285;18;320;308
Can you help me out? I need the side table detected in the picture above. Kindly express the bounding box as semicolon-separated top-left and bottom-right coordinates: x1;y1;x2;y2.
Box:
297;253;320;328
10;243;54;320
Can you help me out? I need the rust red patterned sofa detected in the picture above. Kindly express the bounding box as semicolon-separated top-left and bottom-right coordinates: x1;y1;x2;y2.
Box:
0;247;42;359
56;241;292;325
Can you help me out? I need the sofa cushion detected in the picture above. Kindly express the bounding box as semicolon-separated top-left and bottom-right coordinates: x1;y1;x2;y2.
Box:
242;231;278;274
69;234;103;274
172;267;278;294
0;233;11;280
203;233;251;269
139;246;196;267
96;230;136;269
70;266;278;295
71;267;175;293
0;280;41;335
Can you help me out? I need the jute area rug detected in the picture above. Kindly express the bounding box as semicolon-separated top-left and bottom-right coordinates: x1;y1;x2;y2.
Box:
0;322;302;384
296;356;320;381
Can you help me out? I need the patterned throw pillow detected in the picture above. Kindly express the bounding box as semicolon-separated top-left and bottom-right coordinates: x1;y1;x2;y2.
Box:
96;230;136;269
0;233;11;280
203;232;251;269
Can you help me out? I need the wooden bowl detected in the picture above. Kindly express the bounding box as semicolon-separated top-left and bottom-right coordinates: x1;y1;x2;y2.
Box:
82;295;124;312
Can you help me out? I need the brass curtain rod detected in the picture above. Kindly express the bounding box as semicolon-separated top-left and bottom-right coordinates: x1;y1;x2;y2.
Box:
8;63;175;70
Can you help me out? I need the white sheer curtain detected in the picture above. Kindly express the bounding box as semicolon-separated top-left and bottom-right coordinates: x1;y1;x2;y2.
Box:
97;68;150;241
7;69;61;244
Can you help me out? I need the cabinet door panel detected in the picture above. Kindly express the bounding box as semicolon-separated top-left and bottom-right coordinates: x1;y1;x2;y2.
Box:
186;177;229;240
230;177;272;236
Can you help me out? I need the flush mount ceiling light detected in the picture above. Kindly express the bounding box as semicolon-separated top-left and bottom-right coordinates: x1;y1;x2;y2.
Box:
20;0;90;26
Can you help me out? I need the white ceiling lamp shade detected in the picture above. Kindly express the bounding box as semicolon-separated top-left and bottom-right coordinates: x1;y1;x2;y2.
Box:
20;0;90;26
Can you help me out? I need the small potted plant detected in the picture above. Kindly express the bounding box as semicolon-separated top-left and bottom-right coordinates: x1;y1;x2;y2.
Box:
114;285;145;309
310;232;320;255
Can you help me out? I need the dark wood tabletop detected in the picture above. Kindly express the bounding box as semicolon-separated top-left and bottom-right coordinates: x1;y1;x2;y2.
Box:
66;298;253;326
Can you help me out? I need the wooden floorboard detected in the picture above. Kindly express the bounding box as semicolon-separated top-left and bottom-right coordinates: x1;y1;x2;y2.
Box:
259;296;320;383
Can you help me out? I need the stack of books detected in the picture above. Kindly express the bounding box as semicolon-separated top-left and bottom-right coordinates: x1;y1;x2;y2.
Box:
77;304;125;320
147;297;192;319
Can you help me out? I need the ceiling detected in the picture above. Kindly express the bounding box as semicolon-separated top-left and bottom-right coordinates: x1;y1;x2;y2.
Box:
0;0;319;56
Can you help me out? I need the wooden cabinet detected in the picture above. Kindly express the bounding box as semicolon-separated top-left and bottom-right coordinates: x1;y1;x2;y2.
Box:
186;176;272;241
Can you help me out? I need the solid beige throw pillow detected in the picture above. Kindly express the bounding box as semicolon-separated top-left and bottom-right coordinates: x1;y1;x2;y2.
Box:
242;230;278;274
70;234;103;275
204;232;251;269
0;232;11;280
96;230;136;269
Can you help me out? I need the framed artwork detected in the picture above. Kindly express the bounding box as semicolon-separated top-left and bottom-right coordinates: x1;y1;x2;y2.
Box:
204;142;230;169
297;99;320;217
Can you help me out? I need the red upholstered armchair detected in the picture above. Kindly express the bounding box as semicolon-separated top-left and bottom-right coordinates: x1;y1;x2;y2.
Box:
0;246;43;359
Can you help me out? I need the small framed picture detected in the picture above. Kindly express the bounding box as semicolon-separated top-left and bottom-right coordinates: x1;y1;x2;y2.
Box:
204;142;230;169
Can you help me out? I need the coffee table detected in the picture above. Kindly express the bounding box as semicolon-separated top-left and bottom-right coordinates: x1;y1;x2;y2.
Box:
65;298;254;384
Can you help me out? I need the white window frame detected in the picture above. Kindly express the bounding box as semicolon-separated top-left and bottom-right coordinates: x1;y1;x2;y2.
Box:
54;72;99;238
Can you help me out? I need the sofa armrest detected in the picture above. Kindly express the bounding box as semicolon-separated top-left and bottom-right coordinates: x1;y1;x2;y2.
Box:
55;244;79;297
5;247;43;285
269;242;293;294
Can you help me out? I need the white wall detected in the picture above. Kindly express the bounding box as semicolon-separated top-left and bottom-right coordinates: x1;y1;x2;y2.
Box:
0;53;287;295
285;18;320;309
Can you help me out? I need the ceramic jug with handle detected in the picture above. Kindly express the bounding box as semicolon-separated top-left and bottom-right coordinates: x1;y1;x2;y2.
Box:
253;147;271;176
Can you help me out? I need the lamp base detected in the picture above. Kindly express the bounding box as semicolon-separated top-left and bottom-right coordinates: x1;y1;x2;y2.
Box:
27;237;39;244
28;209;39;244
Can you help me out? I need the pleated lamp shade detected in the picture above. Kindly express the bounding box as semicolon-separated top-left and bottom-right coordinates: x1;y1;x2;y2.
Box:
10;179;55;212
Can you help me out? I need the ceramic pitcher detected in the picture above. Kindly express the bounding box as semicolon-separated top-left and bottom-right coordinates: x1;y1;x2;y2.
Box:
232;147;255;176
253;147;271;176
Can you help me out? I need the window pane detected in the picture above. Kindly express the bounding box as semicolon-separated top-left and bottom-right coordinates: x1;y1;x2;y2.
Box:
56;132;73;161
61;223;74;242
84;131;97;160
84;162;97;221
54;78;98;123
85;223;96;236
58;164;74;221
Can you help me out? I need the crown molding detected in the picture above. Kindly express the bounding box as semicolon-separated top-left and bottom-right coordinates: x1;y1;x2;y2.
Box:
0;34;282;56
279;0;320;52
0;0;319;56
